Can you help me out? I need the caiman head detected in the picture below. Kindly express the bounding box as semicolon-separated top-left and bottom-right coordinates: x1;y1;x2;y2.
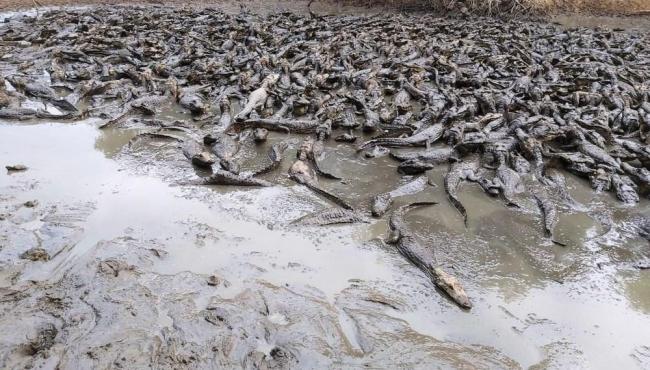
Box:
165;77;180;101
262;73;280;88
386;228;401;244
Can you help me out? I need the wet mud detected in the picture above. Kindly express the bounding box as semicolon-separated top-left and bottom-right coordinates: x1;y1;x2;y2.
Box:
1;4;650;370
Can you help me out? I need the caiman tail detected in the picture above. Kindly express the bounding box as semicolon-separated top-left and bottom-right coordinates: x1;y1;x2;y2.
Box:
49;98;78;112
313;161;342;180
252;161;276;176
396;201;438;216
447;194;468;226
304;183;353;210
99;111;128;129
390;201;438;240
356;138;408;152
177;170;272;187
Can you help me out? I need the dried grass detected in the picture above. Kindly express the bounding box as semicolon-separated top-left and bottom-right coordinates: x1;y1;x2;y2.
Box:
342;0;650;15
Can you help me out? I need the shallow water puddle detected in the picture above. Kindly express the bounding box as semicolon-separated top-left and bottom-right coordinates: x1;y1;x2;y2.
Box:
0;122;398;296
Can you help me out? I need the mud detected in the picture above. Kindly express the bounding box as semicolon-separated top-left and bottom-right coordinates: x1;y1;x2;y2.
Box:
1;4;650;370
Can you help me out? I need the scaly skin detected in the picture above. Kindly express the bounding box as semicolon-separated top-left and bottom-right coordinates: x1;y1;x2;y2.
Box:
394;87;411;114
289;160;352;210
387;202;472;309
181;140;216;169
577;139;620;170
0;107;37;120
390;147;454;163
622;162;650;185
297;137;341;180
205;133;239;163
371;176;428;217
493;159;524;207
99;78;179;128
357;123;445;151
397;159;436;175
216;96;233;132
444;158;480;226
533;192;563;245
253;141;288;176
99;94;170;128
181;169;272;187
234;74;279;122
236;118;321;134
291;207;366;226
611;174;639;204
179;91;208;116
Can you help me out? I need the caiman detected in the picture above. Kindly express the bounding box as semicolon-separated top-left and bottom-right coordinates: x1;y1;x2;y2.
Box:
616;138;650;163
357;123;445;152
0;107;37;120
234;73;279;121
364;145;390;158
99;79;179;128
345;93;379;132
180;169;272;187
589;168;612;192
394;84;411;114
546;170;585;212
390;147;454;163
572;130;620;170
297;137;341;180
36;109;86;120
336;106;360;129
335;133;357;143
252;141;288;176
444;157;481;226
235;118;321;134
611;174;639;204
181;139;216;169
387;202;472;309
179;88;209;118
291;207;366;226
622;162;650;186
204;133;239;172
253;128;269;142
371;176;428;217
215;96;233;132
510;152;531;174
533;192;565;246
492;153;525;208
397;159;436;175
6;76;77;112
288;160;352;210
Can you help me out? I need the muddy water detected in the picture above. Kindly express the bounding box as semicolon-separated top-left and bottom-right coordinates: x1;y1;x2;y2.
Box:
1;118;649;368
